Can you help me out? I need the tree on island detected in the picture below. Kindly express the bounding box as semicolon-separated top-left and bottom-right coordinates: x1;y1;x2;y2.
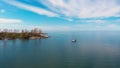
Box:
0;28;48;40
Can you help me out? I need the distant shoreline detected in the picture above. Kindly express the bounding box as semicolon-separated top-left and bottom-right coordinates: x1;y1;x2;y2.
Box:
0;28;49;40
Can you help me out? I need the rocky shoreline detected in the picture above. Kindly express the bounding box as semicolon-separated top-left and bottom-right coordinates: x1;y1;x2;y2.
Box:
0;28;49;40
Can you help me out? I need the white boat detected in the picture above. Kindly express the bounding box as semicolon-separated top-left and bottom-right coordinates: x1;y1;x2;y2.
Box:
72;32;76;43
72;39;76;43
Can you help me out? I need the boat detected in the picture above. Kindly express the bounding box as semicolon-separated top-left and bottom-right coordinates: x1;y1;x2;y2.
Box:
72;39;76;43
71;32;77;43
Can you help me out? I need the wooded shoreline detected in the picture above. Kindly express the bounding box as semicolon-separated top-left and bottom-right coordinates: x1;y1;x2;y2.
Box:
0;28;49;40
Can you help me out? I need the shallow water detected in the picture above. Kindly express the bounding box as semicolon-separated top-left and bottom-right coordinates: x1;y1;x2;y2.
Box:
0;31;120;68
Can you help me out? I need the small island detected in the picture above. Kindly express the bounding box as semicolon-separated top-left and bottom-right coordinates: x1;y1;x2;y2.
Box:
0;28;49;40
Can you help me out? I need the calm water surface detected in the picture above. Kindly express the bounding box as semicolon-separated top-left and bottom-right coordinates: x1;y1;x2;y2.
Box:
0;31;120;68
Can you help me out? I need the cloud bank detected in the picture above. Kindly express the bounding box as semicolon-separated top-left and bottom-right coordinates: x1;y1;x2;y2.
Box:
1;0;120;31
39;0;120;18
3;0;120;19
0;18;22;24
3;0;58;17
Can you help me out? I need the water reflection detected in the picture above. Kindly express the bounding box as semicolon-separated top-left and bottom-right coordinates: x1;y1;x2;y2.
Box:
0;31;120;68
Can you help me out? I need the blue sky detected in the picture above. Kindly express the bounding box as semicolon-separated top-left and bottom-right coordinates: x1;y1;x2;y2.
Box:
0;0;120;31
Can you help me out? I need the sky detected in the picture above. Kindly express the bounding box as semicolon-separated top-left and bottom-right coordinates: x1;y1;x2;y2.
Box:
0;0;120;31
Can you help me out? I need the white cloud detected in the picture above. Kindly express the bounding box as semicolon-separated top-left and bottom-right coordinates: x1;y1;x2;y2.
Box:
27;25;71;31
0;18;22;24
66;18;73;21
0;24;72;31
107;24;118;28
39;0;120;18
3;0;58;17
3;0;120;19
92;20;103;23
0;23;120;31
79;19;107;24
100;24;120;30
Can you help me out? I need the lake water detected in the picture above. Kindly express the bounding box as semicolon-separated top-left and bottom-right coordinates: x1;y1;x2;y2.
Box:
0;31;120;68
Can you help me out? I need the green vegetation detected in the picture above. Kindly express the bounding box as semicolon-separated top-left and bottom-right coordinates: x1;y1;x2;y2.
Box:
0;28;49;40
